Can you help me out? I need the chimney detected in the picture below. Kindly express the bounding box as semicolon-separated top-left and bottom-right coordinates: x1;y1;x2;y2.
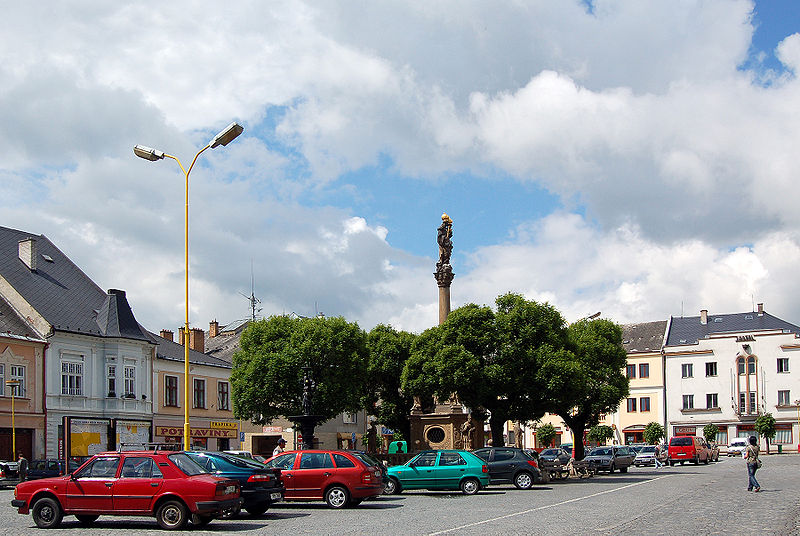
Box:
209;320;219;338
178;328;185;346
757;303;764;316
700;310;708;325
18;238;37;271
160;329;174;342
189;328;204;353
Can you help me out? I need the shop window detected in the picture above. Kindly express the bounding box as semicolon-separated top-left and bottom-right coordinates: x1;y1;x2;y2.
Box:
775;426;793;444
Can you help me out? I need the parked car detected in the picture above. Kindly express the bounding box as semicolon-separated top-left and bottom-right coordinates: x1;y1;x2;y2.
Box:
185;451;284;516
584;445;636;473
11;450;242;530
385;450;489;495
727;437;749;457
25;459;82;481
473;447;544;489
263;449;383;508
538;447;572;465
668;436;711;465
350;450;389;486
633;445;667;467
224;450;254;459
0;460;20;488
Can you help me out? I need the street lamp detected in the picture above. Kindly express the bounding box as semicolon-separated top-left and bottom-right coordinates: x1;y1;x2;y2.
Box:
6;379;20;458
134;121;244;451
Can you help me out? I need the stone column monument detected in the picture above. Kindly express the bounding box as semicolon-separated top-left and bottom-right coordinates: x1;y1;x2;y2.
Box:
435;213;454;325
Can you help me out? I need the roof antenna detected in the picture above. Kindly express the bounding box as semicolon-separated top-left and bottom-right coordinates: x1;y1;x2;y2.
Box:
239;259;262;321
752;294;755;312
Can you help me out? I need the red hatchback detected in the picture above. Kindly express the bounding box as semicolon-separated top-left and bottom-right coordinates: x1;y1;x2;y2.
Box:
11;451;242;530
264;450;383;508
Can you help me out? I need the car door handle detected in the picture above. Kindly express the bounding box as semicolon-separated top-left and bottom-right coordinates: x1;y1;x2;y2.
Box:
284;473;292;478
105;482;113;488
150;482;159;487
460;469;465;472
323;472;331;477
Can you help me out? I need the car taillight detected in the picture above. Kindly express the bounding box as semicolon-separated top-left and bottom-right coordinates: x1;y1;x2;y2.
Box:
215;481;239;497
527;459;538;469
482;465;488;473
0;469;5;478
247;474;271;483
361;471;373;484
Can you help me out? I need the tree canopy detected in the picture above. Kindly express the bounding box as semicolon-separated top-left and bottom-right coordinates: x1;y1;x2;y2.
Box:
755;413;777;454
643;422;665;445
536;423;557;448
230;315;368;425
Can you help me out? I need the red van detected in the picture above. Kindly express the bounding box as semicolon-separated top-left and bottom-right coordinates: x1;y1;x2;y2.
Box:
668;436;711;466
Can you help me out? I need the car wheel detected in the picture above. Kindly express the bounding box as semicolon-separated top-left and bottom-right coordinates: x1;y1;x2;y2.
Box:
460;477;480;495
76;514;99;525
384;477;401;495
192;514;214;526
513;471;533;490
244;503;269;516
325;485;350;509
32;497;63;529
693;456;699;465
156;500;188;530
703;456;709;465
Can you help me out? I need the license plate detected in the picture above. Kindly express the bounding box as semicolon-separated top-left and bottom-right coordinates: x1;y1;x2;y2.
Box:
225;485;237;495
676;453;686;456
270;492;282;501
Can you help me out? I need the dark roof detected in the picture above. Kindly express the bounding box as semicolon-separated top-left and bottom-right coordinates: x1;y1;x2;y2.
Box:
622;321;667;353
666;311;800;346
149;330;231;369
0;225;149;341
205;319;252;363
0;294;44;341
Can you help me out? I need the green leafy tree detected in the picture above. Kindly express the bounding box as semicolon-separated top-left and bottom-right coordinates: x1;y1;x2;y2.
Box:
365;324;416;442
703;423;720;444
402;294;568;446
587;425;614;445
536;423;557;448
643;422;665;445
755;413;777;454
231;315;368;426
541;318;629;461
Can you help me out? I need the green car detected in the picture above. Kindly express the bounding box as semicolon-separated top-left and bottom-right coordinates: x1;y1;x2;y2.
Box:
384;450;489;495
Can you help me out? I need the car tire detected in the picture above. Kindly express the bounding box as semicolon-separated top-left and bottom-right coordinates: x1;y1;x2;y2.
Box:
32;497;63;529
384;477;401;495
192;514;214;527
76;514;99;525
693;456;699;465
325;485;350;509
460;477;480;495
245;503;269;516
513;471;534;490
156;500;188;530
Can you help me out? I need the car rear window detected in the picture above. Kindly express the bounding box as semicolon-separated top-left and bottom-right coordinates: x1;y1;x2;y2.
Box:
670;437;693;446
169;452;208;476
333;453;356;468
351;452;379;467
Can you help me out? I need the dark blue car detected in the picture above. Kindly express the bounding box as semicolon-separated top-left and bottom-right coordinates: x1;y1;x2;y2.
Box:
185;451;284;516
25;459;81;481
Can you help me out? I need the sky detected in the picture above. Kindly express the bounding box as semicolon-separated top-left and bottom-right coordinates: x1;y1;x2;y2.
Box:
2;0;800;335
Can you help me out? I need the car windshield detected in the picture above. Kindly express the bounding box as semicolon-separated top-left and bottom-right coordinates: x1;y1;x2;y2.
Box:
169;452;208;476
639;446;656;453
590;448;612;456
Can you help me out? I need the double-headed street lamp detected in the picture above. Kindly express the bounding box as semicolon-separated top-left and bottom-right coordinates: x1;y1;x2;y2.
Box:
6;379;20;458
134;122;244;451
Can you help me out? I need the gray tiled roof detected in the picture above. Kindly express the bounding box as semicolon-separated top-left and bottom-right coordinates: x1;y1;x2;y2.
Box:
0;225;149;341
148;330;232;369
0;294;43;341
622;320;667;353
666;311;800;346
205;319;252;363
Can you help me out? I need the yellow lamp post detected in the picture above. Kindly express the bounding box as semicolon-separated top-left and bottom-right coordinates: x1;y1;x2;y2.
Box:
795;399;800;453
6;379;20;458
134;122;244;451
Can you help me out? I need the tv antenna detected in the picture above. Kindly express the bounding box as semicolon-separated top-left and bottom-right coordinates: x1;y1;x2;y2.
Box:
239;259;262;321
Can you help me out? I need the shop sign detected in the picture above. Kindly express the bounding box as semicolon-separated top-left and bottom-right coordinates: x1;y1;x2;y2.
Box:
674;426;696;435
262;426;283;433
209;421;237;430
155;426;238;438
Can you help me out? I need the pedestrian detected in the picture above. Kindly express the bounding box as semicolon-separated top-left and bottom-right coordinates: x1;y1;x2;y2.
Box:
17;452;28;482
653;444;664;469
744;435;761;492
272;438;287;457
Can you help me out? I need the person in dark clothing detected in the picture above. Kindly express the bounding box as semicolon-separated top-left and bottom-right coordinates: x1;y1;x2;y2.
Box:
17;452;28;482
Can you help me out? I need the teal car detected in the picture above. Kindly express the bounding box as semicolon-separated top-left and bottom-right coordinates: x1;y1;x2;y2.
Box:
384;450;489;495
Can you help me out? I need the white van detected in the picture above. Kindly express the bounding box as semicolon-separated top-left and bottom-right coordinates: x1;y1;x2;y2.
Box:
727;437;748;457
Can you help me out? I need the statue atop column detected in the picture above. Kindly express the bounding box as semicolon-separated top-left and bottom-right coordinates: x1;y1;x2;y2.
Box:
434;213;454;325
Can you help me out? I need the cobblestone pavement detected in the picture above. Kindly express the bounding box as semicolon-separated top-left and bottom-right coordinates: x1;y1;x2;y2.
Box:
1;454;797;535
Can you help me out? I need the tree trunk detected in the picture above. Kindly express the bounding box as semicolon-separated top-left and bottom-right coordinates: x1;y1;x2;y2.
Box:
765;437;770;455
561;415;586;460
489;413;506;447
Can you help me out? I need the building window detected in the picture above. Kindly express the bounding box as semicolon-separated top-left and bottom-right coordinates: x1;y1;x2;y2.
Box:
61;358;83;396
778;390;791;406
739;392;746;413
706;393;718;409
165;375;179;407
738;358;745;376
682;394;694;410
747;357;756;375
639;363;649;378
0;364;4;396
193;378;206;409
10;365;25;397
342;412;357;424
681;363;693;378
640;397;651;412
775;426;792;444
715;429;728;446
124;366;136;397
218;381;230;411
626;364;636;378
705;362;717;377
626;398;637;412
778;358;790;373
107;365;116;396
749;391;757;412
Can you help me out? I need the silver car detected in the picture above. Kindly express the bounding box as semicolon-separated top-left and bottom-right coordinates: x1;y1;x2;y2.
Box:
633;445;666;466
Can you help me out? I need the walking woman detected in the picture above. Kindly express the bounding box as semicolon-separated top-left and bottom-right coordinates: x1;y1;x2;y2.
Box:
745;435;761;492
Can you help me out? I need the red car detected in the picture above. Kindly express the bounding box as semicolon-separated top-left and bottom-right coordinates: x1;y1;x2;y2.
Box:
11;450;242;530
264;449;383;508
